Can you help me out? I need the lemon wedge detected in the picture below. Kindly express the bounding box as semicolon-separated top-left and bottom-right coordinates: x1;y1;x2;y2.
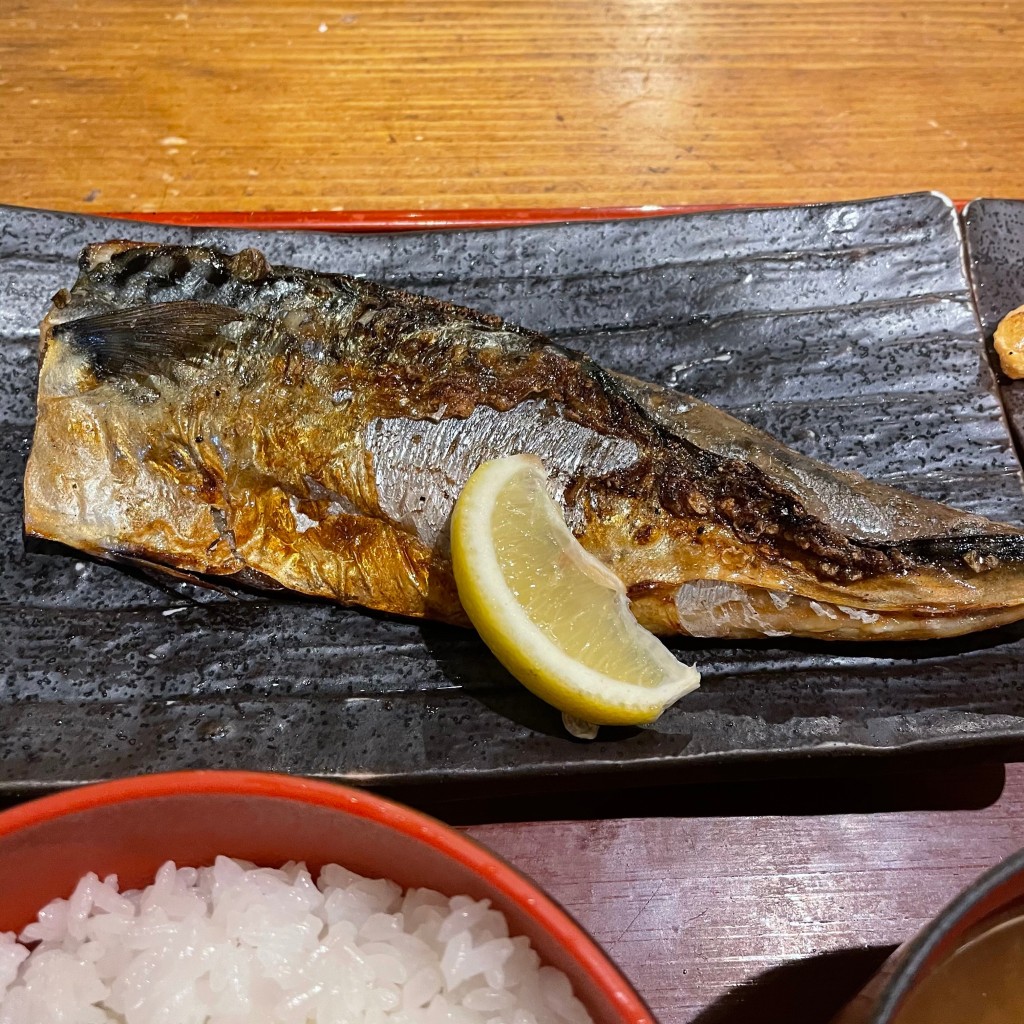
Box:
450;454;700;726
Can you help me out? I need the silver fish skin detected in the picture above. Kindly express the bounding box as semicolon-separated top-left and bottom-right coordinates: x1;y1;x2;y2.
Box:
22;239;1024;641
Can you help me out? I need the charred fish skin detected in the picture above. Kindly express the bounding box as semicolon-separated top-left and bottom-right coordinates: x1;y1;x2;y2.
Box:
23;240;1024;641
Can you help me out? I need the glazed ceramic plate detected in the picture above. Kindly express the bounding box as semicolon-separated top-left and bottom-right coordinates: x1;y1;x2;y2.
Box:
963;198;1024;458
3;193;1024;791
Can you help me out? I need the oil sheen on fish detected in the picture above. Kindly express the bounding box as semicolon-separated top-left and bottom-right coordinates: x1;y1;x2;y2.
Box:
23;240;1024;641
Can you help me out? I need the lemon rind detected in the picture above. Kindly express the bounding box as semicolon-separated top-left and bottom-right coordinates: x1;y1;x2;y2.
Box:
451;454;700;725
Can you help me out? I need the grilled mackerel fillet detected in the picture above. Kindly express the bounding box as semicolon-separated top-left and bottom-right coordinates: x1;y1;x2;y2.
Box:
23;240;1024;640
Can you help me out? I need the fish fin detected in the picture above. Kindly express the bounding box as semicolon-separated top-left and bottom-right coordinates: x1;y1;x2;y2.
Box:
54;301;242;381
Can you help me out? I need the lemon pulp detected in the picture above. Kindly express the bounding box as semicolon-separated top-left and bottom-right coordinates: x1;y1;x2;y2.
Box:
451;454;700;725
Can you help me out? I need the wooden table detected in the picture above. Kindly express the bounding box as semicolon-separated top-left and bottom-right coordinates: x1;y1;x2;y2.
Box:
3;2;1024;1021
449;760;1024;1023
2;1;1023;212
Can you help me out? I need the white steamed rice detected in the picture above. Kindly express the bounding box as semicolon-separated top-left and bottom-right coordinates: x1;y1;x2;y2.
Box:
0;857;594;1024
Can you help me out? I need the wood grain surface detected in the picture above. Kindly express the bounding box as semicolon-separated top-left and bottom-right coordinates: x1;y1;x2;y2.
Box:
462;761;1024;1024
2;0;1024;212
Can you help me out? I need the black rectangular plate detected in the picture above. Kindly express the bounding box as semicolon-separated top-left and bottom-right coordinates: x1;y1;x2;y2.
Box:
3;193;1024;792
963;199;1024;460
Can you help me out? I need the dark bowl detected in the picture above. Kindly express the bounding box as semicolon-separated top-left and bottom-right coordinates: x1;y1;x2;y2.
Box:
836;846;1024;1023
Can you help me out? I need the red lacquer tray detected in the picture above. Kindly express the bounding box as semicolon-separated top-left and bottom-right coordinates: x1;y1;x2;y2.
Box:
102;205;716;232
100;199;968;234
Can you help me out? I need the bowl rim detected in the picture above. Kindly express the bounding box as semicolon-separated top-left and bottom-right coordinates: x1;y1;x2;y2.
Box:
0;769;655;1024
870;845;1024;1022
